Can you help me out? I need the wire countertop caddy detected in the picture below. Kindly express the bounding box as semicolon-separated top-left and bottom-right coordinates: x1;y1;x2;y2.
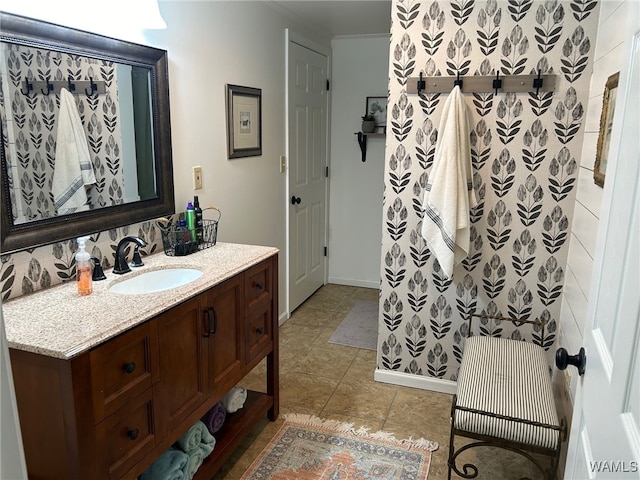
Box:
157;206;221;256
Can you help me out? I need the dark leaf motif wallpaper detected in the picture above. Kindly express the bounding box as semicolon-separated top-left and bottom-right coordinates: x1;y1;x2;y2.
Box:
476;1;501;56
1;44;124;223
379;0;598;381
534;1;565;53
507;0;534;22
0;220;163;300
421;2;446;55
569;0;598;21
397;0;422;29
451;0;476;25
393;34;417;85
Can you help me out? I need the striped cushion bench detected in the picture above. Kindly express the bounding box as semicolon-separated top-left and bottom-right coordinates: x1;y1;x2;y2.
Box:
448;334;566;480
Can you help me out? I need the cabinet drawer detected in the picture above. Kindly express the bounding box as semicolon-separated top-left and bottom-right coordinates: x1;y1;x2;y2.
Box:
245;259;272;310
90;322;159;422
96;389;156;480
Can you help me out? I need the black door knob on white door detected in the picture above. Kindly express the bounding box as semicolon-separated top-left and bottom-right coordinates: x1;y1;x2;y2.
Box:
555;347;586;376
291;196;301;205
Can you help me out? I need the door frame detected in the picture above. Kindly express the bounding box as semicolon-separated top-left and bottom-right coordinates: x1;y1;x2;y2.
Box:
563;3;640;475
284;29;331;320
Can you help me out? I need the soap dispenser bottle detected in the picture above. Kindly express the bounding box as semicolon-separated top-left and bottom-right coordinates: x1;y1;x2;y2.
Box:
76;236;92;296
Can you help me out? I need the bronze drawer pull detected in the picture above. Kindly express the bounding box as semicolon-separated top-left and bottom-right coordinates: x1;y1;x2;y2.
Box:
203;308;211;337
255;282;264;289
127;428;139;440
123;362;136;374
210;307;217;334
256;327;264;335
203;307;217;337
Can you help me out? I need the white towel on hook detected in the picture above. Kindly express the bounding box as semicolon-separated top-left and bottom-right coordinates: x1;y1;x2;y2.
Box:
52;87;96;215
420;85;477;278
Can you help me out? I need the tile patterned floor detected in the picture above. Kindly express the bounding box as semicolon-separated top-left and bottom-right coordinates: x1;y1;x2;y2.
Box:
211;284;549;480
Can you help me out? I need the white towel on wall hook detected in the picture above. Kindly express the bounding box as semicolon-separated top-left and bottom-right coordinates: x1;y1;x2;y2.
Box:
420;85;477;278
52;87;96;215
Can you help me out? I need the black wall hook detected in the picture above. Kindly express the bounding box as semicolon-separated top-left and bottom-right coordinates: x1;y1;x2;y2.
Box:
356;132;367;162
67;76;76;92
453;71;463;88
417;72;426;94
40;78;53;95
84;77;97;96
533;69;544;95
21;78;34;95
492;71;502;96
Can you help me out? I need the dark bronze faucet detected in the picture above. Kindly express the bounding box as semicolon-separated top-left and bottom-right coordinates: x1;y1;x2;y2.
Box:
113;236;148;274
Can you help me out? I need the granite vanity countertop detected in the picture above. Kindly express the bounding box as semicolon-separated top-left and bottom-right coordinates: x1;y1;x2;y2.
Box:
2;242;278;360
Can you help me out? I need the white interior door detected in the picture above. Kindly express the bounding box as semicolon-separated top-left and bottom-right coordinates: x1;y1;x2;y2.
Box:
564;7;640;478
287;39;328;313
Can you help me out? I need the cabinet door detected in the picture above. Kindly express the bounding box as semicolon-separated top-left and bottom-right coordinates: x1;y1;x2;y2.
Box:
153;297;208;435
204;275;244;394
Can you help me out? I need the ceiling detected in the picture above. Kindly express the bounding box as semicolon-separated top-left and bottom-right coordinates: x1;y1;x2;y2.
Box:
268;1;392;37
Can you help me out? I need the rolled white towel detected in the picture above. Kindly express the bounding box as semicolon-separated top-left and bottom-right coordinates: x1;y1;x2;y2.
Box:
220;386;247;413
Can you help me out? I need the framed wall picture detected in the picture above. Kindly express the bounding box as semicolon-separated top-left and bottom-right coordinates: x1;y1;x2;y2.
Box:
366;96;387;132
226;84;262;158
594;72;619;187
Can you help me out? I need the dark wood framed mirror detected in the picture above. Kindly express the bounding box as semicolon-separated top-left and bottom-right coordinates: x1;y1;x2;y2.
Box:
0;12;174;253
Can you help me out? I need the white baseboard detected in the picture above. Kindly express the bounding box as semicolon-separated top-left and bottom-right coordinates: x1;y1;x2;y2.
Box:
278;311;288;326
374;369;457;395
328;276;379;289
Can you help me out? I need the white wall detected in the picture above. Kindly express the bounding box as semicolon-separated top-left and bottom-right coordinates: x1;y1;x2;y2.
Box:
144;1;331;316
558;0;628;402
328;35;389;288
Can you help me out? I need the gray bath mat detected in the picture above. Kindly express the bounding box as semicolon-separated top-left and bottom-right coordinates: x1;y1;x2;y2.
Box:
328;301;378;350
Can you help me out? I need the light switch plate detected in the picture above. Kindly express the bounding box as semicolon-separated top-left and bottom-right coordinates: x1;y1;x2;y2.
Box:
279;155;286;173
193;166;203;190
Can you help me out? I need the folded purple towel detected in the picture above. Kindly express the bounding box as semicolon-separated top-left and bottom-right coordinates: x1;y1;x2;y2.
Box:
201;402;226;435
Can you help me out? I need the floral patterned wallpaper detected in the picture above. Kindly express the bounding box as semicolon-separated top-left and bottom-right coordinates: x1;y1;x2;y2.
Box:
0;222;163;301
378;0;598;380
0;43;125;223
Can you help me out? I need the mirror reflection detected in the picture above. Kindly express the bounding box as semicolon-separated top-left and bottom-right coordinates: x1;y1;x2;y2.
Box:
0;12;174;254
0;41;157;225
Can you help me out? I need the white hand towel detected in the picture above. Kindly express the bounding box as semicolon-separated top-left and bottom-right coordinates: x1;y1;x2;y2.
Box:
220;386;247;414
52;88;96;215
420;85;477;278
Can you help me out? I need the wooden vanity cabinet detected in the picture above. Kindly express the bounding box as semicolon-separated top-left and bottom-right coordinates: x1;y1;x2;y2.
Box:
9;254;278;480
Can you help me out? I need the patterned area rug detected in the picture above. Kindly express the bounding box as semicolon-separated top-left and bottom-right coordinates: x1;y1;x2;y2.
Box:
328;300;379;350
240;414;438;479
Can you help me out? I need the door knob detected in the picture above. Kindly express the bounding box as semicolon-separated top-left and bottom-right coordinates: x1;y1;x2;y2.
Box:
555;347;586;376
291;196;301;205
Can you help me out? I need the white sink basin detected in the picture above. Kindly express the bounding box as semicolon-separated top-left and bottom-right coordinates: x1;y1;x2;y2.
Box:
108;268;203;295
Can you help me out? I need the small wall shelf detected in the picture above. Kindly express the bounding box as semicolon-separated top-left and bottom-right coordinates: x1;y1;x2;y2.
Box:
355;132;385;162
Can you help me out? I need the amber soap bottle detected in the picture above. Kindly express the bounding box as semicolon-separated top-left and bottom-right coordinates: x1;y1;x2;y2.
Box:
76;236;92;296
